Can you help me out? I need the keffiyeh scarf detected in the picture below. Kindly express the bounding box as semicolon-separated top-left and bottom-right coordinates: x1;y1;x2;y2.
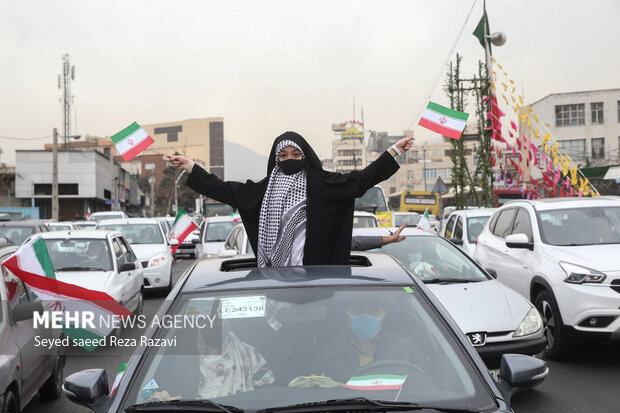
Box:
257;140;307;267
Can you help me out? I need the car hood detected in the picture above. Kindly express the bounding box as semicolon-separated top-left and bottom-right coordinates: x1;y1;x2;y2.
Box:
426;280;532;334
55;271;114;293
542;243;620;272
130;244;168;260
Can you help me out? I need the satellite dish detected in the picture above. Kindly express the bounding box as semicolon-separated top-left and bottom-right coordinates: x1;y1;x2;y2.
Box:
489;32;507;47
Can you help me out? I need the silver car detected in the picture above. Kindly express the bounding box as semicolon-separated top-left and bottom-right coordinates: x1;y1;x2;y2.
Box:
0;242;64;412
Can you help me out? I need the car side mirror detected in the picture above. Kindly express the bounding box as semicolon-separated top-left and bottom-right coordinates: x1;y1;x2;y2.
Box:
119;262;136;272
485;268;498;279
191;238;201;244
448;238;463;246
63;369;110;411
220;249;238;258
13;301;44;323
505;233;533;251
498;354;548;399
169;239;179;247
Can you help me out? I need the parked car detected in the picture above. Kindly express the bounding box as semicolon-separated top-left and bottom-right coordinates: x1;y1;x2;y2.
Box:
392;211;420;227
36;230;144;315
217;223;253;257
353;226;546;369
87;211;128;222
0;239;65;412
441;208;496;257
47;222;80;231
0;221;49;245
473;197;620;359
97;218;175;293
352;211;379;228
63;253;547;413
198;215;242;258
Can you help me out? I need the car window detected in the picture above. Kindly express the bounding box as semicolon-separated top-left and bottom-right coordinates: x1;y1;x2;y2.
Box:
205;221;238;242
492;208;516;239
44;238;114;271
352;216;378;228
394;214;420;227
466;216;490;244
537;206;620;246
98;223;164;244
511;209;533;242
118;237;137;263
234;229;245;252
453;217;463;241
444;215;456;238
112;238;126;267
487;211;499;234
224;227;239;250
122;286;493;411
0;226;35;245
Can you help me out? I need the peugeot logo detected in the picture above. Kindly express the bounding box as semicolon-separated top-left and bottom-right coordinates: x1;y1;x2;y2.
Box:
467;332;487;346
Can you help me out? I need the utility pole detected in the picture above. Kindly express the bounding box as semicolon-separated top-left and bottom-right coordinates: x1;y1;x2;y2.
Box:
423;147;427;191
52;128;59;221
149;175;156;217
58;54;75;150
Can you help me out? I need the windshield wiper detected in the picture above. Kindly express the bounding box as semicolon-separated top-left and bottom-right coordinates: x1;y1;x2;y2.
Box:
55;267;107;271
125;399;242;413
423;278;481;284
257;397;475;413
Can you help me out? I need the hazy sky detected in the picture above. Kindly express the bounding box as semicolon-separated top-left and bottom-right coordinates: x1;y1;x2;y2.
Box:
1;0;618;165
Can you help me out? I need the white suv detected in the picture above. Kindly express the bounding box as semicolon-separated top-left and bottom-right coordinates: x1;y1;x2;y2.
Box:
473;197;620;358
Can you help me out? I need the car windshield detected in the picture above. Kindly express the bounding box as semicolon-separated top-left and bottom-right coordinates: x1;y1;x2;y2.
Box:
48;224;71;231
375;236;488;283
75;222;97;230
0;226;34;245
122;286;493;411
466;216;490;243
44;239;113;271
205;203;235;217
354;187;388;213
394;214;420;227
206;221;239;242
537;207;620;246
352;216;378;228
89;214;124;221
98;223;164;244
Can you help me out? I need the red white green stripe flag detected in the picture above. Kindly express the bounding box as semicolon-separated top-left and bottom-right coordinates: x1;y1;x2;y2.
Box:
1;235;132;351
417;208;431;232
418;101;469;140
169;209;198;255
111;122;155;161
110;362;128;397
344;375;408;391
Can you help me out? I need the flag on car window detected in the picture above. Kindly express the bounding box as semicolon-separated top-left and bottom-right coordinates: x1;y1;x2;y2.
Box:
231;212;241;222
418;101;469;140
0;235;132;351
417;208;431;232
344;375;407;390
111;121;155;161
110;362;128;397
169;209;198;255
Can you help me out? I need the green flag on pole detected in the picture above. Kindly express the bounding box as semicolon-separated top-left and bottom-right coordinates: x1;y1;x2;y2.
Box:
472;11;491;54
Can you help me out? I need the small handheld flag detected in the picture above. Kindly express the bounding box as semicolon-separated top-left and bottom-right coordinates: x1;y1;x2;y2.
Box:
418;102;469;140
169;209;198;255
417;208;431;232
87;207;91;219
111;122;155;161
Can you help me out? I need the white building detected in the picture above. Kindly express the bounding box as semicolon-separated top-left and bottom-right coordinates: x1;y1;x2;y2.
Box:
529;88;620;166
15;150;141;220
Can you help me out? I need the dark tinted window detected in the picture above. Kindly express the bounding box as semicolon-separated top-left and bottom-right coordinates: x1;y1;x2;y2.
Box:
453;217;463;240
492;209;516;239
512;209;533;242
444;215;456;238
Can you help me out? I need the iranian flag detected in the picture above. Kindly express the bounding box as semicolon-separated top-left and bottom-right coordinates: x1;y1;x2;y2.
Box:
111;122;155;161
169;209;198;255
418;102;469;140
344;375;407;391
1;235;133;351
417;208;431;232
231;212;241;222
110;362;128;397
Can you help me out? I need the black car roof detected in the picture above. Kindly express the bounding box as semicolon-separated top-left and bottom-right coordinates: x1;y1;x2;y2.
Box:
181;253;416;293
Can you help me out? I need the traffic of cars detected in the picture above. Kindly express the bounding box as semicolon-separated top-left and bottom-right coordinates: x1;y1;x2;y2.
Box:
2;195;617;412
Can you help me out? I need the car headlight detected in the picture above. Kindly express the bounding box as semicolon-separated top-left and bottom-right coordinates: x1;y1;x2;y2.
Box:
513;307;543;337
560;262;606;284
148;254;168;267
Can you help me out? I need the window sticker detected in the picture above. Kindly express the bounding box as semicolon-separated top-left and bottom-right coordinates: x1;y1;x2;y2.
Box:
221;296;266;319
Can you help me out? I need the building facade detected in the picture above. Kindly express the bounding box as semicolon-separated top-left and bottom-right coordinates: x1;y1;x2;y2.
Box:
528;88;620;166
15;150;141;220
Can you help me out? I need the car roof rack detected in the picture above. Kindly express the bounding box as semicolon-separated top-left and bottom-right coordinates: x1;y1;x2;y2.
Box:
219;255;372;272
